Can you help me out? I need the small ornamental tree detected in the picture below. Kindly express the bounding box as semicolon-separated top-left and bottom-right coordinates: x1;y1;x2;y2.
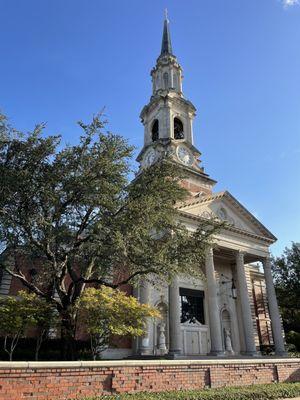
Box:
0;112;221;359
0;291;57;361
0;292;36;360
78;287;160;360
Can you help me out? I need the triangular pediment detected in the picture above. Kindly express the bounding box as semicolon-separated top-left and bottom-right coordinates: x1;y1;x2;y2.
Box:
178;191;276;242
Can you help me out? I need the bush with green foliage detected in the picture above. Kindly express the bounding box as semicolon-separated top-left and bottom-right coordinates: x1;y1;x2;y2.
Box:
0;291;55;361
0;290;57;360
78;383;300;400
77;287;160;360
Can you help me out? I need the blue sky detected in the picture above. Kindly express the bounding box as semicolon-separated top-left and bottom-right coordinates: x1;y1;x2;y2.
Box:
1;0;299;256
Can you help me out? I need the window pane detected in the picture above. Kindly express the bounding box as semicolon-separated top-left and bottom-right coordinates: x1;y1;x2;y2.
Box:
180;289;205;324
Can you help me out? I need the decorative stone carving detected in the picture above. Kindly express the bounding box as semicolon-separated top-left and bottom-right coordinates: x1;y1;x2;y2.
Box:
217;207;227;220
200;211;214;219
157;322;167;355
228;217;235;226
224;328;234;355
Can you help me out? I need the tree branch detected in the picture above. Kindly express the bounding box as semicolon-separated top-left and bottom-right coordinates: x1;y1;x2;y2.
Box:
80;268;157;289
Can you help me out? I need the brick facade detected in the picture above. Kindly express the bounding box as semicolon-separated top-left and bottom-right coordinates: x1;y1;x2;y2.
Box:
181;179;212;195
0;359;299;400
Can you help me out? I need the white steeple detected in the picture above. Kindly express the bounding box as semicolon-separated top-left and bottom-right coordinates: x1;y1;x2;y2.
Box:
140;13;196;148
137;13;216;195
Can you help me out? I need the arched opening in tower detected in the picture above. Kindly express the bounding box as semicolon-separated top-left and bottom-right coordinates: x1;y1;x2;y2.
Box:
174;117;184;139
152;119;159;142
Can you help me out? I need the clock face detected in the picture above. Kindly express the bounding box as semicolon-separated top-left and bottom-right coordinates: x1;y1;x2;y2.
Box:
143;148;157;167
177;145;194;166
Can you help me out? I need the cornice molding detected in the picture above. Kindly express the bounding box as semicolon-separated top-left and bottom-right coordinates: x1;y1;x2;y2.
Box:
178;210;275;244
178;191;276;242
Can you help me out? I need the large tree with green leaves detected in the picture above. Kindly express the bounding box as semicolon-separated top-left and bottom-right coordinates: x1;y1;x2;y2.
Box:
0;113;218;359
272;243;300;350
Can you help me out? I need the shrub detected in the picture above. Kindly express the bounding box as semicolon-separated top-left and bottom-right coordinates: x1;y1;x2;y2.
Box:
78;382;300;400
77;287;160;360
286;331;300;352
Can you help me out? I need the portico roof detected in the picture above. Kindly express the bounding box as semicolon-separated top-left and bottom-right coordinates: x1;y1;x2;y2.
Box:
178;190;277;243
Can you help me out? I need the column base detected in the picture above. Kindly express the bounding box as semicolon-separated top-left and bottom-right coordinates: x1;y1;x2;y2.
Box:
275;350;288;357
138;348;153;356
166;350;182;359
209;350;226;357
241;351;260;357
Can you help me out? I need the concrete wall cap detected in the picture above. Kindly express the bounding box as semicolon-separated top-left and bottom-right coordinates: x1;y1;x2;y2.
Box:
0;358;299;369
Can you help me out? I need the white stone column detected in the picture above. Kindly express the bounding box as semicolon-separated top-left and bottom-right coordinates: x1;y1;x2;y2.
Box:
132;286;140;355
205;248;224;355
168;276;182;357
235;251;257;355
138;281;152;355
263;257;287;356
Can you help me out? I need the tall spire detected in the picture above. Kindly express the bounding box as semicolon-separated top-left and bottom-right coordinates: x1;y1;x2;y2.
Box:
160;9;173;56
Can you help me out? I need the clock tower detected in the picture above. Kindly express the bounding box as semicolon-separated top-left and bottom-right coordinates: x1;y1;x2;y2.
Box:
137;12;216;196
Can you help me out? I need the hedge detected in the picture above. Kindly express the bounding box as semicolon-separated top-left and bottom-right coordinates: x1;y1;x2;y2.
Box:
80;382;300;400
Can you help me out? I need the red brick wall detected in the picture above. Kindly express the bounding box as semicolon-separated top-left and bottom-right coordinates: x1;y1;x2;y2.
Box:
0;360;299;400
181;180;212;195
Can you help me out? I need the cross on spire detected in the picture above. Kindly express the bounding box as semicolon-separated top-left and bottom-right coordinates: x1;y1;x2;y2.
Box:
164;8;169;22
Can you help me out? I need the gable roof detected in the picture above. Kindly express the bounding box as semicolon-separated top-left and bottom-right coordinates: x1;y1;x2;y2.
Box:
178;190;277;242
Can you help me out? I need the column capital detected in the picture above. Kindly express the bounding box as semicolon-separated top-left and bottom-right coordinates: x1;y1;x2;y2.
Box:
236;250;245;264
263;256;272;269
206;246;214;259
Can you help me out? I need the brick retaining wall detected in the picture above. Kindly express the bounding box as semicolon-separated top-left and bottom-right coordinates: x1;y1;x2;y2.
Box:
0;359;299;400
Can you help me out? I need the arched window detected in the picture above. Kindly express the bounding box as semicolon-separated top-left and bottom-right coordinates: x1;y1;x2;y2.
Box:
174;117;184;139
173;73;178;91
156;75;160;89
151;119;159;142
163;72;169;90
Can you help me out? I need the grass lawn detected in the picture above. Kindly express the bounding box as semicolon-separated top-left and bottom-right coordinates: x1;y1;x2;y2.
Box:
79;382;300;400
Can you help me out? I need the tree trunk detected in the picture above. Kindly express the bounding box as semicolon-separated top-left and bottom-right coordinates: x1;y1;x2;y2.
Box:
35;330;45;361
60;310;77;361
4;334;20;362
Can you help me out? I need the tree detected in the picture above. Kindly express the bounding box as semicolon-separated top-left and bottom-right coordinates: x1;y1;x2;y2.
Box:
0;290;57;360
78;287;160;360
272;243;300;350
0;112;219;360
0;295;29;360
23;291;59;361
0;291;35;360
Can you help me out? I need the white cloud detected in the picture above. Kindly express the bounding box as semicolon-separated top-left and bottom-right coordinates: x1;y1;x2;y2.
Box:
282;0;299;8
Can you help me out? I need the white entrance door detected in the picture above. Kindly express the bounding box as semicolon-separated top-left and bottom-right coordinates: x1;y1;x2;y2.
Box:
186;330;200;354
181;321;209;355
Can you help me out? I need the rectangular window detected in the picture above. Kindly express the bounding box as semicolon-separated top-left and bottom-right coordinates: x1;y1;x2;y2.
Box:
179;288;205;325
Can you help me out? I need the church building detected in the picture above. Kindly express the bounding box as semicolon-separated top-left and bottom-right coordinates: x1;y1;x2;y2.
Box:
0;15;287;361
132;15;286;358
